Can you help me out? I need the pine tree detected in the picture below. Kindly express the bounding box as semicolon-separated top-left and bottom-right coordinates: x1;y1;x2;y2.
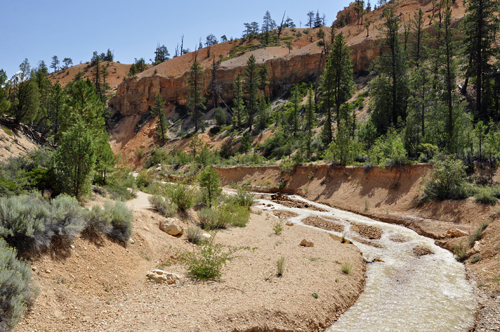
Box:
48;82;65;138
462;0;499;116
50;56;59;73
303;88;316;158
314;11;322;28
369;6;409;135
199;167;221;208
151;93;167;142
9;59;40;124
410;9;426;68
307;11;315;28
153;45;170;65
244;55;261;131
319;32;354;146
233;74;245;130
290;86;301;137
54;121;96;201
257;95;269;130
187;60;205;133
32;62;53;134
432;0;463;151
0;70;10;117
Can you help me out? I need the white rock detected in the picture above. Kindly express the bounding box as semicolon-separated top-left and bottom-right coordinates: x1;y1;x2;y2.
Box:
129;238;135;244
202;233;212;239
160;218;184;236
147;269;181;284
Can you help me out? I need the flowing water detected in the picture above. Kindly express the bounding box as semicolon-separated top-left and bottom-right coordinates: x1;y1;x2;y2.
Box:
254;194;476;332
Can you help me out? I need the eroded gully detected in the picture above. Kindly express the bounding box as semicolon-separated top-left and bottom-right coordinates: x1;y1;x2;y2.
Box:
253;193;476;332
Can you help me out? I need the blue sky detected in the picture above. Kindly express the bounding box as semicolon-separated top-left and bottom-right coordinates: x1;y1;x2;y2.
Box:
1;0;351;78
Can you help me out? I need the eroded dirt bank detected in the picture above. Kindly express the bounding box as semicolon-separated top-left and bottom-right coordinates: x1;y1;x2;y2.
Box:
215;164;500;331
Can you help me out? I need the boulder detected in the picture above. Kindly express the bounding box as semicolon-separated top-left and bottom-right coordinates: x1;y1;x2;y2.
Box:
160;218;184;236
300;239;314;247
147;269;181;284
286;222;294;226
440;228;468;239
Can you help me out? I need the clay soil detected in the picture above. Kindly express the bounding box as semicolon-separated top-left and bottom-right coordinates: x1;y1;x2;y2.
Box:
15;192;365;332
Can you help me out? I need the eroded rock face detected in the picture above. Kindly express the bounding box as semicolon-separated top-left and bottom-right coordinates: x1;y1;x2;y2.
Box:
147;269;181;284
108;40;378;117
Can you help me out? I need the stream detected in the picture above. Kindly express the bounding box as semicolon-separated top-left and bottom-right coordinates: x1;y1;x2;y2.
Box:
254;194;476;332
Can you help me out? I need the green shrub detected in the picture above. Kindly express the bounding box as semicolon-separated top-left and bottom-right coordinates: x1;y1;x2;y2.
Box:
103;200;134;242
135;170;153;190
421;154;469;202
83;205;112;242
167;182;197;211
471;254;480;264
148;195;177;217
276;257;285;277
341;262;352;274
214;108;227;126
453;242;468;262
0;239;37;330
474;187;498;205
219;201;250;227
180;236;237;280
228;187;255;208
238;131;252;153
469;223;488;247
198;167;222;208
0;193;85;255
186;226;204;244
197;208;220;229
105;185;137;201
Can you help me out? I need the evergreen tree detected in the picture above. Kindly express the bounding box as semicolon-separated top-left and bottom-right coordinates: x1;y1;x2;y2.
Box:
462;0;499;117
9;59;40;124
432;0;464;151
187;60;205;132
319;32;354;146
369;6;409;135
314;11;322;28
233;74;245;130
62;58;73;69
290;86;301;137
48;82;65;138
154;44;170;64
257;95;269;130
199;167;221;208
262;11;276;45
32;62;53;134
54;121;96;201
410;9;426;68
303;88;316;158
307;11;315;28
244;55;261;131
151;93;168;142
0;70;10;116
259;64;269;99
50;55;59;73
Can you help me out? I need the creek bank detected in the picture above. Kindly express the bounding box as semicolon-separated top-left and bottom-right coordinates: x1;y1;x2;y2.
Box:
215;164;500;331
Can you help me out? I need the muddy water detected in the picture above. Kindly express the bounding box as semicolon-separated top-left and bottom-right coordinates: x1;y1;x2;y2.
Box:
255;194;476;332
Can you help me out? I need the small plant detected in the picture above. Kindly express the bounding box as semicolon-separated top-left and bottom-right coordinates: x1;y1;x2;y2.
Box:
148;195;177;217
471;254;480;264
341;262;352;274
469;223;488;247
135;147;145;159
229;186;255;208
167;182;197;211
197;208;220;229
311;292;318;299
276;257;285;277
273;221;284;235
453;242;468;262
364;200;370;212
474;187;498;205
0;239;36;330
308;172;314;180
180;235;238;280
279;164;293;174
186;226;204;244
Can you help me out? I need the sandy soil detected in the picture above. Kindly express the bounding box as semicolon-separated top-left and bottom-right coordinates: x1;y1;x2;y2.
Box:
15;192;365;332
0;125;39;162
